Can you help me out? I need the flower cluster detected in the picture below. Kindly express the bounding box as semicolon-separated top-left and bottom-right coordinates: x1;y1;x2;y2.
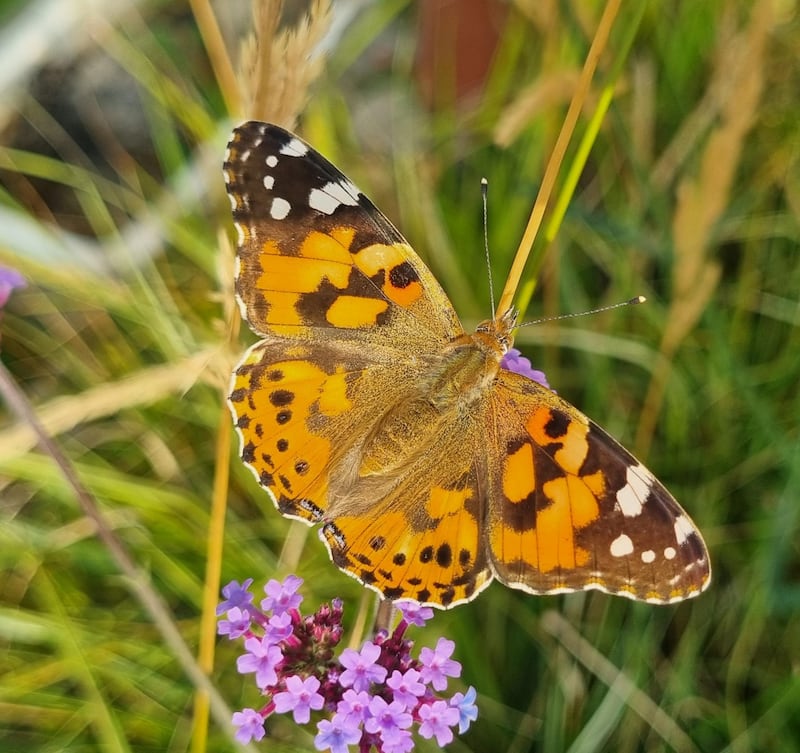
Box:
217;576;477;752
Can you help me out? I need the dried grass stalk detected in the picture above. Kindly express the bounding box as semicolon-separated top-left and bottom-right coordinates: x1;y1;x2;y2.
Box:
0;349;226;463
238;0;332;128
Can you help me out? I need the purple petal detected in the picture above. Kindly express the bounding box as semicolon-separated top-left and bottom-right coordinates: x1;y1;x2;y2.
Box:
217;578;254;615
395;600;434;627
0;266;26;309
500;348;551;389
450;685;479;733
232;708;266;743
314;717;362;753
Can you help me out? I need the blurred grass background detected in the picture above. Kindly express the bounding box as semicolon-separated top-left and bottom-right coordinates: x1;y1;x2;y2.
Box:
1;0;798;751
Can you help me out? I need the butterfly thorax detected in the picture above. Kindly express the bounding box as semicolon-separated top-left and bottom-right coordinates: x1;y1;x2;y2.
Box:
358;312;514;474
428;329;505;409
354;328;504;484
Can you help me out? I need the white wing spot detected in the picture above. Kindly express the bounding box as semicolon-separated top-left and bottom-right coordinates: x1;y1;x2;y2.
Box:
674;515;694;544
270;197;291;220
263;175;275;190
308;180;361;215
641;549;656;564
240;149;251;163
616;463;654;517
233;221;245;245
664;546;677;560
281;137;309;157
610;534;634;558
266;154;278;168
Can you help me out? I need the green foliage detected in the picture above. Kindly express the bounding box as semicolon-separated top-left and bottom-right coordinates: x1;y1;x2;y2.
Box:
1;1;798;751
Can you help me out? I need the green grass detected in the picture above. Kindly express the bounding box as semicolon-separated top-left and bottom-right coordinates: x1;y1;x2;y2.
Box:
1;1;799;751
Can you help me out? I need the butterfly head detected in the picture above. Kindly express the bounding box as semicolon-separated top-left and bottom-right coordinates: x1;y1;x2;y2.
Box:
475;307;518;353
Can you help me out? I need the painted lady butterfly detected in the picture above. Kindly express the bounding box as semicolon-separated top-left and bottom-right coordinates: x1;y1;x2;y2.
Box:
224;121;710;608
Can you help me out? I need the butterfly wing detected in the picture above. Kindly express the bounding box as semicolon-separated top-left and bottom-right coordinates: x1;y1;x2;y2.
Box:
224;121;461;345
486;369;711;603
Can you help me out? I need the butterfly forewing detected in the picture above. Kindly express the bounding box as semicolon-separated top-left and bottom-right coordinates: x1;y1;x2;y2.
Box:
224;121;461;344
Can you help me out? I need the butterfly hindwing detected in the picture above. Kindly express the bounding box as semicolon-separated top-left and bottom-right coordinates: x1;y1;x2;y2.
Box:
322;455;492;608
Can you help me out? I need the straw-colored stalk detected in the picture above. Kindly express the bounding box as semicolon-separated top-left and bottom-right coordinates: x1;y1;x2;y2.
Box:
238;0;332;126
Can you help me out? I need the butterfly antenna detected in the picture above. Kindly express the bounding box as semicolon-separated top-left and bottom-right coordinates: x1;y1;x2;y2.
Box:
517;296;647;328
481;178;496;320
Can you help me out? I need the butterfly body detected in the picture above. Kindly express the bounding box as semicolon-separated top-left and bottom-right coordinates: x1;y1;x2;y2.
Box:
225;121;710;609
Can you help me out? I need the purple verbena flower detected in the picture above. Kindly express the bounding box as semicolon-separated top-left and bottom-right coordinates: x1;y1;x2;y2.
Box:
339;641;387;693
273;674;325;724
364;696;413;743
335;688;373;727
501;347;551;389
418;699;460;746
237;635;283;687
419;638;461;690
450;685;479;733
261;574;304;615
386;668;426;710
395;601;434;628
217;578;254;615
381;728;414;753
419;637;461;691
265;611;293;643
314;716;362;753
231;707;266;744
0;266;25;309
217;606;252;639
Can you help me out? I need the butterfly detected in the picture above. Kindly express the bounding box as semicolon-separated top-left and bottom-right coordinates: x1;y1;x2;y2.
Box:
224;121;710;609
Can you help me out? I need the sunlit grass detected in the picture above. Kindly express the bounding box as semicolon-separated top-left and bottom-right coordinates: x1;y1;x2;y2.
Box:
1;1;799;751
